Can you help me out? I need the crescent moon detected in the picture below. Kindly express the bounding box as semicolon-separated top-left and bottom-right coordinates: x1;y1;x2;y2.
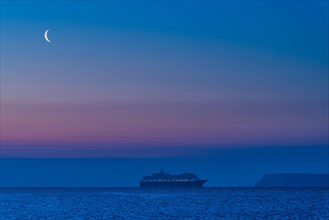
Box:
44;29;51;43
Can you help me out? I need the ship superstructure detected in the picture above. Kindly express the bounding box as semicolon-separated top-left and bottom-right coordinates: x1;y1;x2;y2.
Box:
139;170;207;187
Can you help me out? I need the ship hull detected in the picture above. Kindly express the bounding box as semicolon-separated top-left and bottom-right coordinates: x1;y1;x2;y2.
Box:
140;180;207;187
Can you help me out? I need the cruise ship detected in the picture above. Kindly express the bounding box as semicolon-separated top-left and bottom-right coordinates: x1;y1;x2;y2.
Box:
139;170;207;187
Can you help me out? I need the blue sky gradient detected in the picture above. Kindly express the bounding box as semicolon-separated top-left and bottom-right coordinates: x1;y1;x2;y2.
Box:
0;1;328;186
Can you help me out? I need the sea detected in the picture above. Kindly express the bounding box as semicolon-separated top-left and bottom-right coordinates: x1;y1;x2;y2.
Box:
1;187;328;219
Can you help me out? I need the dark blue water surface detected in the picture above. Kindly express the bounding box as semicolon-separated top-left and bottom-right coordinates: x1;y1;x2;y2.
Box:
1;187;328;219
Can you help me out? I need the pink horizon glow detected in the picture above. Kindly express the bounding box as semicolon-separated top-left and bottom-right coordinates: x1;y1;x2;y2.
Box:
1;101;327;147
